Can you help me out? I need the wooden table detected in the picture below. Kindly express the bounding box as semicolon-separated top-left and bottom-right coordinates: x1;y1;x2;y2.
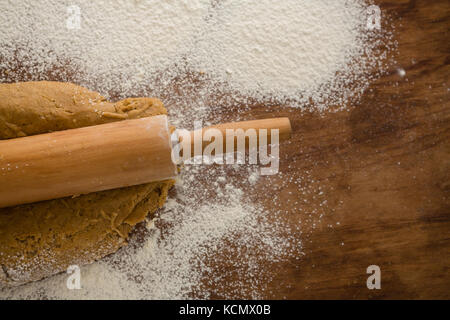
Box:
1;0;449;299
175;0;449;300
255;0;449;299
200;0;449;299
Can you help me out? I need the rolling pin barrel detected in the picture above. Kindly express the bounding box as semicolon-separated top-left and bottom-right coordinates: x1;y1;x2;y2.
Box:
0;115;177;208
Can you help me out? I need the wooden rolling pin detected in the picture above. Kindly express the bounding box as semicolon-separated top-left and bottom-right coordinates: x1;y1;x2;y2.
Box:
0;116;291;208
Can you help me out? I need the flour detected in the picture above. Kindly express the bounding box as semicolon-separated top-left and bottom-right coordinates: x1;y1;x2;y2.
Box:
0;0;392;109
0;0;393;299
190;0;390;108
1;165;302;299
0;0;211;96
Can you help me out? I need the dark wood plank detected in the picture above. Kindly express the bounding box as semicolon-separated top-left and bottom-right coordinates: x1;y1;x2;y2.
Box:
257;0;450;299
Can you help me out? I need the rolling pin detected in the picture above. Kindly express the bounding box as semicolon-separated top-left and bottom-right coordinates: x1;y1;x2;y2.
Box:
0;116;291;208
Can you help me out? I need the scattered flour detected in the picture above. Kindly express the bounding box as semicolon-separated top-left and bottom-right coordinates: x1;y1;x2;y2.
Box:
190;0;390;108
0;0;211;96
0;0;393;109
1;165;302;299
0;0;394;299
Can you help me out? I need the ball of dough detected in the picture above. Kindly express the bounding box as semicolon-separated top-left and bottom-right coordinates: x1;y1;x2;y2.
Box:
0;82;174;287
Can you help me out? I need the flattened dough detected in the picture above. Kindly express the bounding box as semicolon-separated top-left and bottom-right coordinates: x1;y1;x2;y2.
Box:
0;81;174;287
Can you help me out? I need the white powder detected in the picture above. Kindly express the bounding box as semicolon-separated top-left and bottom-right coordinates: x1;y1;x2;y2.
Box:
0;0;211;96
189;0;391;108
0;0;392;108
1;165;302;299
0;0;394;299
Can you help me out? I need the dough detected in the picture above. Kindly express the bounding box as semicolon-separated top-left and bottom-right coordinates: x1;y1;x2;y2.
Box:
0;81;175;287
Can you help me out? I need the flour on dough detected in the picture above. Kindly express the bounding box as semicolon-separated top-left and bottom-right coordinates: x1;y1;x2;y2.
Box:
0;81;174;287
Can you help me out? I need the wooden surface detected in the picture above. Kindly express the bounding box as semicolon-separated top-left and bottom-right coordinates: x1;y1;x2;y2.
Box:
256;0;449;299
203;0;449;299
1;0;449;299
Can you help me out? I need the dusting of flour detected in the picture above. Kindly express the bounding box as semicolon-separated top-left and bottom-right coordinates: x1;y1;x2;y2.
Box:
1;165;302;299
0;0;394;299
0;0;393;108
190;0;389;108
0;0;211;96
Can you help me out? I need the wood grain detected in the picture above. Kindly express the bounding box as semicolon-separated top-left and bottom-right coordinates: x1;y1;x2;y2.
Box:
197;0;449;300
1;0;449;299
254;0;450;299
